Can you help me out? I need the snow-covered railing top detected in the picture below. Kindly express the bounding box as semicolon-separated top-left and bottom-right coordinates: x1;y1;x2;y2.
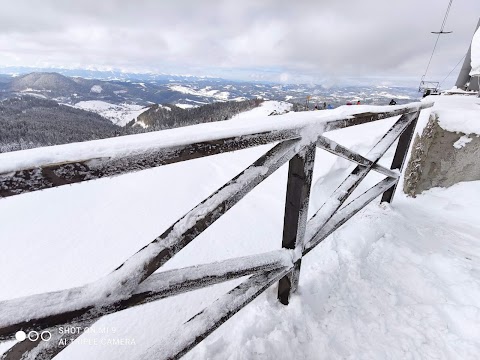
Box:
0;101;433;360
0;102;432;198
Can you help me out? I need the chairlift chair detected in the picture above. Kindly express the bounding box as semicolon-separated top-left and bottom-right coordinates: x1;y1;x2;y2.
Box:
418;78;440;97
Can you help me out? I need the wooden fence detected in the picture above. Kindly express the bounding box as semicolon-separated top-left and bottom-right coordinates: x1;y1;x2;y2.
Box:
0;102;432;359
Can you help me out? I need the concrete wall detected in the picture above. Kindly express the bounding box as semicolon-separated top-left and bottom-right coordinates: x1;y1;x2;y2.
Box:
403;113;480;196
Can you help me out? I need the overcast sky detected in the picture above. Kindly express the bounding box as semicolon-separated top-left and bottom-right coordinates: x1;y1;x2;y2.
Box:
1;0;479;86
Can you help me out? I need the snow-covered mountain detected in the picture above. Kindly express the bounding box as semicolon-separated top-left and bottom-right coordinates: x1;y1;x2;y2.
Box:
0;71;420;111
0;71;421;150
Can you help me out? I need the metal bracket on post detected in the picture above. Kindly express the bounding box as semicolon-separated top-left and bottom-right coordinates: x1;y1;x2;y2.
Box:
381;111;420;203
277;143;316;305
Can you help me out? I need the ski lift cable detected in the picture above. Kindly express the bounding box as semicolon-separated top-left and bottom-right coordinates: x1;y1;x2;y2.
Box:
439;0;453;32
438;52;467;88
421;0;454;81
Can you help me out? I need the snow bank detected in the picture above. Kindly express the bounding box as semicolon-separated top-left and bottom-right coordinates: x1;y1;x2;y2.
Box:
425;94;480;135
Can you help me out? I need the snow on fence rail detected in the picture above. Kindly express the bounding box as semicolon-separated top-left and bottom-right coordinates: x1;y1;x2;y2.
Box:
1;104;428;198
0;102;433;360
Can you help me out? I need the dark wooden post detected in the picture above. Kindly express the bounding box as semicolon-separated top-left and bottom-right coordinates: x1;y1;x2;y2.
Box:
381;111;420;203
278;144;316;305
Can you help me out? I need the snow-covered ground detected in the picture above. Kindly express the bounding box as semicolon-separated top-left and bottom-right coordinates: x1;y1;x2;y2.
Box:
186;182;480;360
374;91;412;100
168;84;230;101
0;99;479;359
175;103;198;109
74;100;148;126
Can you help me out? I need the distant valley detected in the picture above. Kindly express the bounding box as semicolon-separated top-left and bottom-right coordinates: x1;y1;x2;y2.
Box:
0;69;420;109
0;69;421;153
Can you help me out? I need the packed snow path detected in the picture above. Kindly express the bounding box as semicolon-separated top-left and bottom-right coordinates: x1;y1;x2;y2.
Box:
0;100;478;359
183;181;480;360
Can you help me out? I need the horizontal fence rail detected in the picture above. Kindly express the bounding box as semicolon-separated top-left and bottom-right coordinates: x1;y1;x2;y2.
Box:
0;105;430;198
0;102;433;360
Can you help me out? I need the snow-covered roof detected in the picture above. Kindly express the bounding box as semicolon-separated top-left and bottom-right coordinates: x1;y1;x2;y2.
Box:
470;26;480;77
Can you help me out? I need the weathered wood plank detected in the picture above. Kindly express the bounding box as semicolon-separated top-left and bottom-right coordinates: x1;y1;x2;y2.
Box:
306;111;418;243
0;130;298;198
140;267;291;360
316;136;399;179
303;177;397;254
381;110;420;203
111;139;302;295
277;144;316;305
0;249;293;342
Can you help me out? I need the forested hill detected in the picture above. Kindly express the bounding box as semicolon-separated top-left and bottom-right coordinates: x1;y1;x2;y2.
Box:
0;96;119;153
0;96;265;153
129;99;263;130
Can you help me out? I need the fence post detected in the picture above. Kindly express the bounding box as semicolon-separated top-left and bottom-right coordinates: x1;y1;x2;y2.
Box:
381;111;420;203
278;143;316;305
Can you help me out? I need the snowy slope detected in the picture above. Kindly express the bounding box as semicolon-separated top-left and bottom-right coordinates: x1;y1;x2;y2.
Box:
168;84;230;101
0;100;479;359
174;103;198;109
74;100;148;126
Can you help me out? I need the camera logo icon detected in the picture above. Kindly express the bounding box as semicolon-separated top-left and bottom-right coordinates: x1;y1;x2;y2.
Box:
15;330;51;342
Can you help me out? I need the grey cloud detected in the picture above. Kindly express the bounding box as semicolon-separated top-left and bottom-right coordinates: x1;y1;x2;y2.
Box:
0;0;479;86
